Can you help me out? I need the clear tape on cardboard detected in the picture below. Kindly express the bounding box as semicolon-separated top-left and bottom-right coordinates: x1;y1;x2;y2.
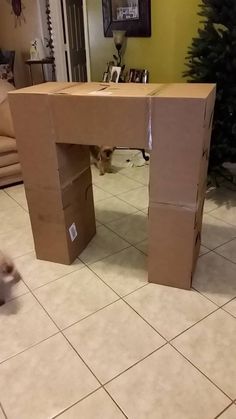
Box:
148;97;152;149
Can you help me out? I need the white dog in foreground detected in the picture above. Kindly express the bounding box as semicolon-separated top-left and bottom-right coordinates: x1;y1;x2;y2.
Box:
0;251;22;306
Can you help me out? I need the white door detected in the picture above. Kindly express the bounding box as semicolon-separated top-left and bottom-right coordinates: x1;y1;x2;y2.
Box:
64;0;87;81
48;0;91;82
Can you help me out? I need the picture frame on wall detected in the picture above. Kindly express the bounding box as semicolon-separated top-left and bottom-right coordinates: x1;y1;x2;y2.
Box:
102;0;151;37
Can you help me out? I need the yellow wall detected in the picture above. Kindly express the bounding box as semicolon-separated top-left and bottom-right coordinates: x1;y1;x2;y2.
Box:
0;0;41;87
87;0;201;82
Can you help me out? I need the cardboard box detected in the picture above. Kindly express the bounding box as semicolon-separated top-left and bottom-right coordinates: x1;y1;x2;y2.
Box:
149;197;204;289
26;168;96;264
49;82;164;148
8;82;216;288
149;83;216;207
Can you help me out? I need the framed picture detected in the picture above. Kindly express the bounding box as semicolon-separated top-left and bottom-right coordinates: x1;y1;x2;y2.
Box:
110;66;121;82
102;0;151;37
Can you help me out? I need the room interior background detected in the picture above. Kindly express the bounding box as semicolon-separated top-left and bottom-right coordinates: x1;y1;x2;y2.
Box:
0;0;201;87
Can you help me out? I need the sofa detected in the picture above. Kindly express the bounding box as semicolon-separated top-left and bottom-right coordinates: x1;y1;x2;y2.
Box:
0;80;22;187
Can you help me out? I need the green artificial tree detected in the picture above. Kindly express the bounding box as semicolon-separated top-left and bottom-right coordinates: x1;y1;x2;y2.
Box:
184;0;236;176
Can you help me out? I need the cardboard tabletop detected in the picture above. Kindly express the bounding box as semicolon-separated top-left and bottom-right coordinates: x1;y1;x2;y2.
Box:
8;82;216;99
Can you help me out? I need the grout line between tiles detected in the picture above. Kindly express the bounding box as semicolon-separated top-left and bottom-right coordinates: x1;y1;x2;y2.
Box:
191;285;224;308
169;306;220;343
212;249;236;265
212;236;236;251
214;402;235;419
207;212;236;229
192;285;236;310
169;343;233;402
51;388;102;419
0;402;7;419
104;216;148;248
80;240;132;266
61;298;121;332
22;286;104;389
21;262;86;292
102;388;129;419
4;189;29;214
103;343;168;388
0;331;60;367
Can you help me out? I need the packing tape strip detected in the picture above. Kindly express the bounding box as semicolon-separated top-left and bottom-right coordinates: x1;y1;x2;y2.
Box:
148;96;153;150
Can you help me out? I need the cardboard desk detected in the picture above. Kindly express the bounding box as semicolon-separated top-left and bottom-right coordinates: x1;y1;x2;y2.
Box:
9;82;216;289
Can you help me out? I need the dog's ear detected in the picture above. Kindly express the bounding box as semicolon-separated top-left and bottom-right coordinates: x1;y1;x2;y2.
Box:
2;261;14;274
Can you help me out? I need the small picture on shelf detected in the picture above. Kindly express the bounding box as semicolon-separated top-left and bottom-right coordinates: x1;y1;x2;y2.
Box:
128;68;149;83
110;66;121;83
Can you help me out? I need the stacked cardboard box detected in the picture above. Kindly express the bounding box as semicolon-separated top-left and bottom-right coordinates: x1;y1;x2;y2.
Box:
149;84;216;288
9;82;216;288
9;83;96;264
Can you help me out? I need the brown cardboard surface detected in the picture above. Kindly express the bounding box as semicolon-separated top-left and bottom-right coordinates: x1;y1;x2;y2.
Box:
149;85;216;207
50;96;150;148
27;168;95;264
148;199;204;289
8;82;216;288
49;82;164;148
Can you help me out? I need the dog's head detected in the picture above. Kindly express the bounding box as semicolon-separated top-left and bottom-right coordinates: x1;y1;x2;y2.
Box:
100;146;115;161
0;252;21;282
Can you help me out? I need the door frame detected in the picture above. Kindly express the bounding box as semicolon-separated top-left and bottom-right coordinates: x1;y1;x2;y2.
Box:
37;0;91;82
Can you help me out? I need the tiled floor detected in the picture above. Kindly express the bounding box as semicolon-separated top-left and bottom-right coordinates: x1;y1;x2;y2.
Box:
0;150;236;419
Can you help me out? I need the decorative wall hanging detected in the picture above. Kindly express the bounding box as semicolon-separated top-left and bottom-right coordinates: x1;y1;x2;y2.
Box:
8;0;26;26
102;0;151;37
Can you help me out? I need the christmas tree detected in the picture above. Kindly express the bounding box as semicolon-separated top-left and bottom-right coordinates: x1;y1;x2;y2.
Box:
184;0;236;174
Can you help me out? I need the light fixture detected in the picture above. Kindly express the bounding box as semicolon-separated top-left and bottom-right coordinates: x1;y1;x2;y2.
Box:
112;30;126;66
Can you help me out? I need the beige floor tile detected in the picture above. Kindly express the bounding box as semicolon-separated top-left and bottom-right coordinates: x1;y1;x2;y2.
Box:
112;154;131;170
108;211;148;244
173;310;236;399
142;207;149;214
106;345;229;419
125;284;216;340
204;187;235;214
204;188;220;213
58;389;125;418
79;225;129;265
93;172;141;195
218;404;236;419
202;214;236;249
92;185;112;202
0;275;29;302
65;300;164;383
119;165;150;186
0;334;99;419
95;196;137;224
0;206;30;235
90;247;147;296
210;202;236;227
0;226;34;258
216;239;236;263
224;298;236;318
0;406;5;419
0;190;18;210
0;293;57;362
118;186;149;210
4;185;28;211
34;266;118;329
193;252;236;306
200;245;209;256
135;239;148;255
15;251;84;290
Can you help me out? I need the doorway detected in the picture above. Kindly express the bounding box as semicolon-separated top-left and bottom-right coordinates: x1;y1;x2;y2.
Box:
40;0;91;82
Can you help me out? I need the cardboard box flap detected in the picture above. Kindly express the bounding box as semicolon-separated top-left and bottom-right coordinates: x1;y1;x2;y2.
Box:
50;91;152;148
54;82;163;97
156;83;216;99
8;82;78;95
